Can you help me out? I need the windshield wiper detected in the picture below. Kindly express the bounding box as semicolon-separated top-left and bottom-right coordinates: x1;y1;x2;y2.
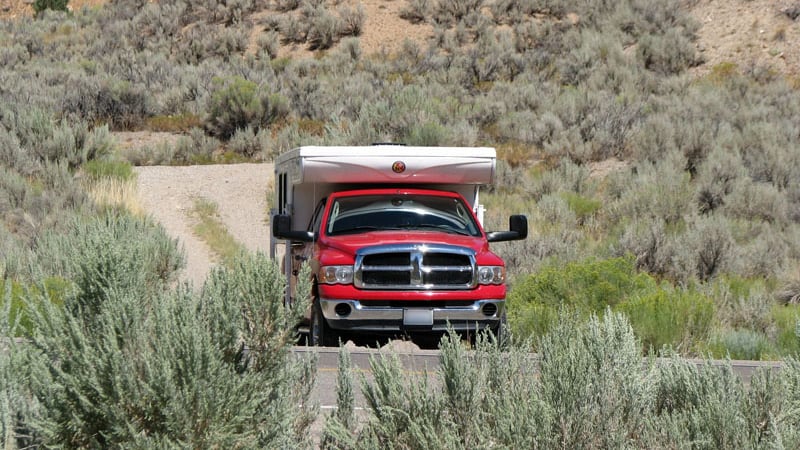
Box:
413;224;472;236
333;226;402;235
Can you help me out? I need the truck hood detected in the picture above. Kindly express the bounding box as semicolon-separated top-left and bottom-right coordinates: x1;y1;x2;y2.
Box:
321;231;489;256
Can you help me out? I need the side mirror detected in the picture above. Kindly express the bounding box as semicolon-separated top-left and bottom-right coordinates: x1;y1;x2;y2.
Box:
487;215;528;242
272;214;315;242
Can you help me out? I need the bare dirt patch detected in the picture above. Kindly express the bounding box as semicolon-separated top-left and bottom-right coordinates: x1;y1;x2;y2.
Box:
691;0;800;77
115;131;182;151
355;0;432;56
135;163;273;287
588;158;629;179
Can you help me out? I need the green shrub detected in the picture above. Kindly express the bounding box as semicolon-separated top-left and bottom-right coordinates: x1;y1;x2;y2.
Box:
404;121;450;146
332;311;800;448
509;298;559;340
688;214;734;281
33;0;69;16
61;78;152;130
336;4;364;37
560;191;601;225
33;212;185;317
227;126;270;159
538;312;654;448
707;329;773;360
772;304;800;356
205;76;289;140
510;255;655;313
0;337;43;448
17;252;314;448
637;28;698;75
508;256;659;340
400;0;431;24
320;347;356;449
0;277;70;337
509;256;722;352
617;288;715;353
708;276;774;334
336;312;656;447
81;158;134;182
346;328;546;448
648;356;751;448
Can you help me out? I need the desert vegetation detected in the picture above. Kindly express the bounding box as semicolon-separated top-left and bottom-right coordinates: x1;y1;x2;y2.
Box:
2;227;315;447
2;0;800;446
323;314;800;449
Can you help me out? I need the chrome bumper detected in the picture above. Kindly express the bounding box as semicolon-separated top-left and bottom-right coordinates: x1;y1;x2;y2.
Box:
320;298;504;332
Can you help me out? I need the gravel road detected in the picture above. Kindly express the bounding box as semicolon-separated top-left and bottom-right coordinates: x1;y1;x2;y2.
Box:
135;163;273;287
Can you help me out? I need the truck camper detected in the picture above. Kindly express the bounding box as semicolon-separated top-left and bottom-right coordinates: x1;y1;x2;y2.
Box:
270;145;527;346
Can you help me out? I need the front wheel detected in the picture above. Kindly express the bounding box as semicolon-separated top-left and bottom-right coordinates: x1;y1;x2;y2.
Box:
490;312;509;347
309;298;339;347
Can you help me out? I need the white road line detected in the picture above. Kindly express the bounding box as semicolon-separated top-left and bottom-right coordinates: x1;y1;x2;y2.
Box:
319;406;366;411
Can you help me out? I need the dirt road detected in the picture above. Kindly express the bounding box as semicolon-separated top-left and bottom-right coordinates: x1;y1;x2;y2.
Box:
135;163;273;287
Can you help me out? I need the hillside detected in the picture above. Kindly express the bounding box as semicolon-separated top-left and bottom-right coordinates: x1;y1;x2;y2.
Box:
2;0;799;76
6;2;800;447
2;0;800;361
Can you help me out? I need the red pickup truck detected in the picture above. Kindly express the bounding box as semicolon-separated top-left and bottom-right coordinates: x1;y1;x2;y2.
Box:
271;146;526;346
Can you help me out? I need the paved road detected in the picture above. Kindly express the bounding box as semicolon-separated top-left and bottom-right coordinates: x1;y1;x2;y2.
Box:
297;346;442;411
299;346;784;410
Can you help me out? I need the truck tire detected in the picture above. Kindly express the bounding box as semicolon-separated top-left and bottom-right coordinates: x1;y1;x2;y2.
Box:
490;312;508;347
309;298;339;347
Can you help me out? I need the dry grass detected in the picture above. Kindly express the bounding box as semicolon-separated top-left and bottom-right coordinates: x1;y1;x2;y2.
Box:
190;197;247;264
86;177;144;216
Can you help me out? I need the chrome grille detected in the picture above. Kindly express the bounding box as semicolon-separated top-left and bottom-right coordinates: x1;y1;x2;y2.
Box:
354;244;476;290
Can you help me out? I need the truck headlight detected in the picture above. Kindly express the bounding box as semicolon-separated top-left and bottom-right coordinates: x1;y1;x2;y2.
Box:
477;266;505;285
319;265;354;284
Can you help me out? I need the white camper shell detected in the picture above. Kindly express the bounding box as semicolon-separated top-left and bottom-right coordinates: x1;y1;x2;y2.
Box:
271;145;496;246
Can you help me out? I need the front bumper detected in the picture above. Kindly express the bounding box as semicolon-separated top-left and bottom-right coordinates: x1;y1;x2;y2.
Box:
320;298;504;332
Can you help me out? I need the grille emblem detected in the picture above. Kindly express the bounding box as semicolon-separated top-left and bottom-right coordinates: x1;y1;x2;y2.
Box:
410;251;423;285
392;161;406;173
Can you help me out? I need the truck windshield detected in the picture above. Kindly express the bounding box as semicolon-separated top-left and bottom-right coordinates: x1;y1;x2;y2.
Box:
327;194;481;237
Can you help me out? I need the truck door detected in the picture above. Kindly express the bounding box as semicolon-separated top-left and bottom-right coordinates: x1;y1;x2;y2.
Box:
291;198;326;290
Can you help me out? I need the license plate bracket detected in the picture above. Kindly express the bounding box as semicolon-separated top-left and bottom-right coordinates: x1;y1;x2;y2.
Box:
403;309;434;326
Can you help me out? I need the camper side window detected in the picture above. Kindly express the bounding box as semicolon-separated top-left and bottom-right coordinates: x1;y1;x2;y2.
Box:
277;172;288;214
